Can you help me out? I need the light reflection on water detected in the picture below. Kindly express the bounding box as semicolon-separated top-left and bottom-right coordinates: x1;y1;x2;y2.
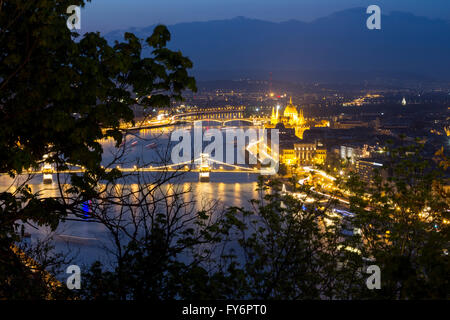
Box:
10;179;260;267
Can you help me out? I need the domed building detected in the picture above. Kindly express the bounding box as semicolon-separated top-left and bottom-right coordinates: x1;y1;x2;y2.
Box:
270;97;308;138
266;97;327;170
283;97;300;125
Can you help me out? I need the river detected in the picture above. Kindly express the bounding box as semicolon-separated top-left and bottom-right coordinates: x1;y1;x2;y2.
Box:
1;124;265;268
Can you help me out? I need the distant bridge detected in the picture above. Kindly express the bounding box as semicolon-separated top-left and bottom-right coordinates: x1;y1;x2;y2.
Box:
173;106;245;120
175;118;265;126
119;117;266;131
172;106;264;126
115;106;267;130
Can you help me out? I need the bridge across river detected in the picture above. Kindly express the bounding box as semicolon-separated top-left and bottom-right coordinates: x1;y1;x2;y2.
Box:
11;154;273;184
117;106;266;130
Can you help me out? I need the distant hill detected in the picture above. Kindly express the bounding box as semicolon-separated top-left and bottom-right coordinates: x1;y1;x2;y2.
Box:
105;8;450;83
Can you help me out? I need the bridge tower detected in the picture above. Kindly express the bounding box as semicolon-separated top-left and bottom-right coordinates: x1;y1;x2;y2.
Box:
199;153;211;182
42;154;53;184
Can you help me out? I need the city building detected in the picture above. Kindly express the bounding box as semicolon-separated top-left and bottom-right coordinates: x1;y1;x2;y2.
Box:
294;141;327;166
280;148;297;166
277;123;302;169
355;158;387;184
269;97;310;139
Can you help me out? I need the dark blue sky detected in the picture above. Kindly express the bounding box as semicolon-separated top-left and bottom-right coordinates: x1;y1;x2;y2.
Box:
81;0;450;33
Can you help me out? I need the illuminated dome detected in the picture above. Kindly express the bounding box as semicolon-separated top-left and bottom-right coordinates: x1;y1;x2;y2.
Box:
284;97;298;118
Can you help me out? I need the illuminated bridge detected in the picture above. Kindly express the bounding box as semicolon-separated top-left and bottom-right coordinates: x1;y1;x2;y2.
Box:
173;106;245;121
117;106;267;130
173;106;266;126
14;154;273;184
174;118;265;126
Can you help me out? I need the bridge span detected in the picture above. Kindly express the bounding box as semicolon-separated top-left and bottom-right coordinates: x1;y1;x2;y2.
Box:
116;106;267;130
10;154;267;184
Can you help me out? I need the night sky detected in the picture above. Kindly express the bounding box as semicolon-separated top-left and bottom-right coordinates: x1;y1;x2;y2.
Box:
81;0;450;33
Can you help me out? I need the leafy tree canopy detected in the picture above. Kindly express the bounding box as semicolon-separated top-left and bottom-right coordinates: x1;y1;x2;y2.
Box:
0;0;196;298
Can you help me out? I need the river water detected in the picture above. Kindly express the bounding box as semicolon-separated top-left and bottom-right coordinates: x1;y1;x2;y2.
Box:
2;124;265;268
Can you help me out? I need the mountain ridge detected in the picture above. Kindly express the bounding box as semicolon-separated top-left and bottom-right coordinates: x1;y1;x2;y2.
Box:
105;8;450;83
